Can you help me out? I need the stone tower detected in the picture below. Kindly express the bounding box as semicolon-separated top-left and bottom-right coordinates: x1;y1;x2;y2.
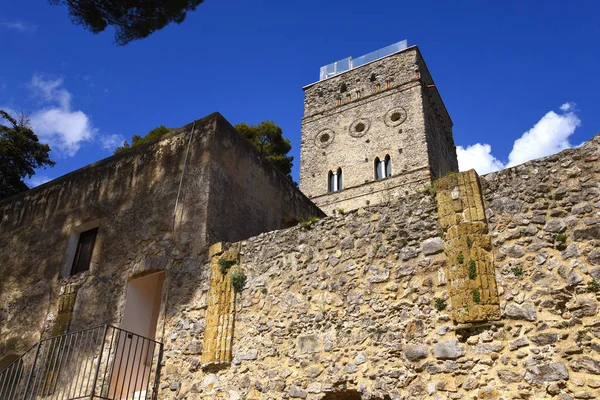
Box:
299;41;458;214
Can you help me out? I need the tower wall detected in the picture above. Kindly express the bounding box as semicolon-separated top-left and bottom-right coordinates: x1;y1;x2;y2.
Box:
300;46;457;214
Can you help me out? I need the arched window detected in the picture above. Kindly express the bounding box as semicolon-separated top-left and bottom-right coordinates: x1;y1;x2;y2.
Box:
385;154;392;177
328;169;343;192
328;171;335;192
374;157;382;180
375;156;392;180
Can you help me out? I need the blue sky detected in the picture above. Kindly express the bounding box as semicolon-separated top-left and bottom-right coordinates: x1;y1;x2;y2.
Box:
1;0;599;186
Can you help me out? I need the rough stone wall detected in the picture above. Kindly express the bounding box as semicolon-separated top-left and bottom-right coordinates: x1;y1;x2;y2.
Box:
0;112;322;360
161;134;600;400
300;46;457;214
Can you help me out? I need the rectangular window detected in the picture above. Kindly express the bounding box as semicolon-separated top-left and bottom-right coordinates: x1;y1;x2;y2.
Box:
71;227;98;275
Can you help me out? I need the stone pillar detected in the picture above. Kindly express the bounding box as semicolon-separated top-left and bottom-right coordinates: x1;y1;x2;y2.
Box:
201;242;237;369
435;170;500;323
49;283;79;336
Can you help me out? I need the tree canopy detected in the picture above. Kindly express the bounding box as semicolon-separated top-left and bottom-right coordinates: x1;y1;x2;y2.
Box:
0;111;55;199
49;0;204;45
234;121;293;178
114;125;172;154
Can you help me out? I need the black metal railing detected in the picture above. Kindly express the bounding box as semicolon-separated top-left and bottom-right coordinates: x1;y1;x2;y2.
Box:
0;324;163;400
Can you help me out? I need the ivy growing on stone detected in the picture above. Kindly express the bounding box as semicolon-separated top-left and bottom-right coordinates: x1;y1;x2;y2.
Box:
588;279;600;293
231;270;247;292
468;259;477;280
466;236;473;248
434;298;447;311
511;266;523;277
456;251;464;264
472;288;481;304
218;258;237;275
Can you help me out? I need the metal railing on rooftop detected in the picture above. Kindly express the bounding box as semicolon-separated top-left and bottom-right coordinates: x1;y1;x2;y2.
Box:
0;324;163;400
319;39;408;80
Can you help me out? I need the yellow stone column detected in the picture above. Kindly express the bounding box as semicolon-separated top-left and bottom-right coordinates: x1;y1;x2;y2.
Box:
435;170;500;323
201;243;238;368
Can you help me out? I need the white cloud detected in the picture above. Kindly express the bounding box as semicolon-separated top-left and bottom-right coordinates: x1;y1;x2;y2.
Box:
457;103;581;174
456;143;504;174
100;133;125;150
506;105;580;168
28;74;97;156
1;21;37;32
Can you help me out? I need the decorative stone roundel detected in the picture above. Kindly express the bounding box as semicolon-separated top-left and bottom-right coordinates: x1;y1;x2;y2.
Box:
384;107;407;127
315;129;335;148
349;118;370;138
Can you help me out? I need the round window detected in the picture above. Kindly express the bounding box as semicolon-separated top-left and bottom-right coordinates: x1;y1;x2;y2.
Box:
349;119;370;138
315;129;335;148
385;107;407;127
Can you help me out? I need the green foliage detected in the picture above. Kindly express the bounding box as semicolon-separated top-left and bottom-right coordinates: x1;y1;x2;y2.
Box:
434;298;447;311
50;0;205;45
0;110;55;199
588;279;600;293
114;125;172;154
230;270;247;292
300;216;319;229
438;230;445;240
337;208;345;215
456;251;464;264
555;233;567;243
472;288;481;304
218;258;236;275
560;321;569;329
466;236;473;249
261;287;268;295
421;184;436;196
234;121;294;179
511;266;523;277
468;259;477;280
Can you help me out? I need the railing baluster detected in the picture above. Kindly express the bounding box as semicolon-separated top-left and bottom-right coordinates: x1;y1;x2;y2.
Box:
151;343;164;400
67;328;84;398
58;327;77;400
144;342;156;400
111;330;126;399
89;324;109;399
29;340;49;400
100;326;117;397
120;331;134;398
126;335;140;399
132;337;145;400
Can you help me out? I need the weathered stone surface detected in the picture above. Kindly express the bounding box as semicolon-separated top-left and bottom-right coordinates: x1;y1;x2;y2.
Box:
505;302;537;321
524;363;569;383
573;226;600;241
497;369;523;383
422;237;444;255
531;333;559;346
571;357;600;374
433;340;465;360
509;337;529;351
544;220;567;233
567;295;598;318
404;345;428;362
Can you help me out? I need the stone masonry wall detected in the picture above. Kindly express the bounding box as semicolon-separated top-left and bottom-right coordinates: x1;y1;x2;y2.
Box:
161;133;600;400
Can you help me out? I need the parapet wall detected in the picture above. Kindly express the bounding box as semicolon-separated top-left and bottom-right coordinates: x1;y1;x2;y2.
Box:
161;134;600;399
